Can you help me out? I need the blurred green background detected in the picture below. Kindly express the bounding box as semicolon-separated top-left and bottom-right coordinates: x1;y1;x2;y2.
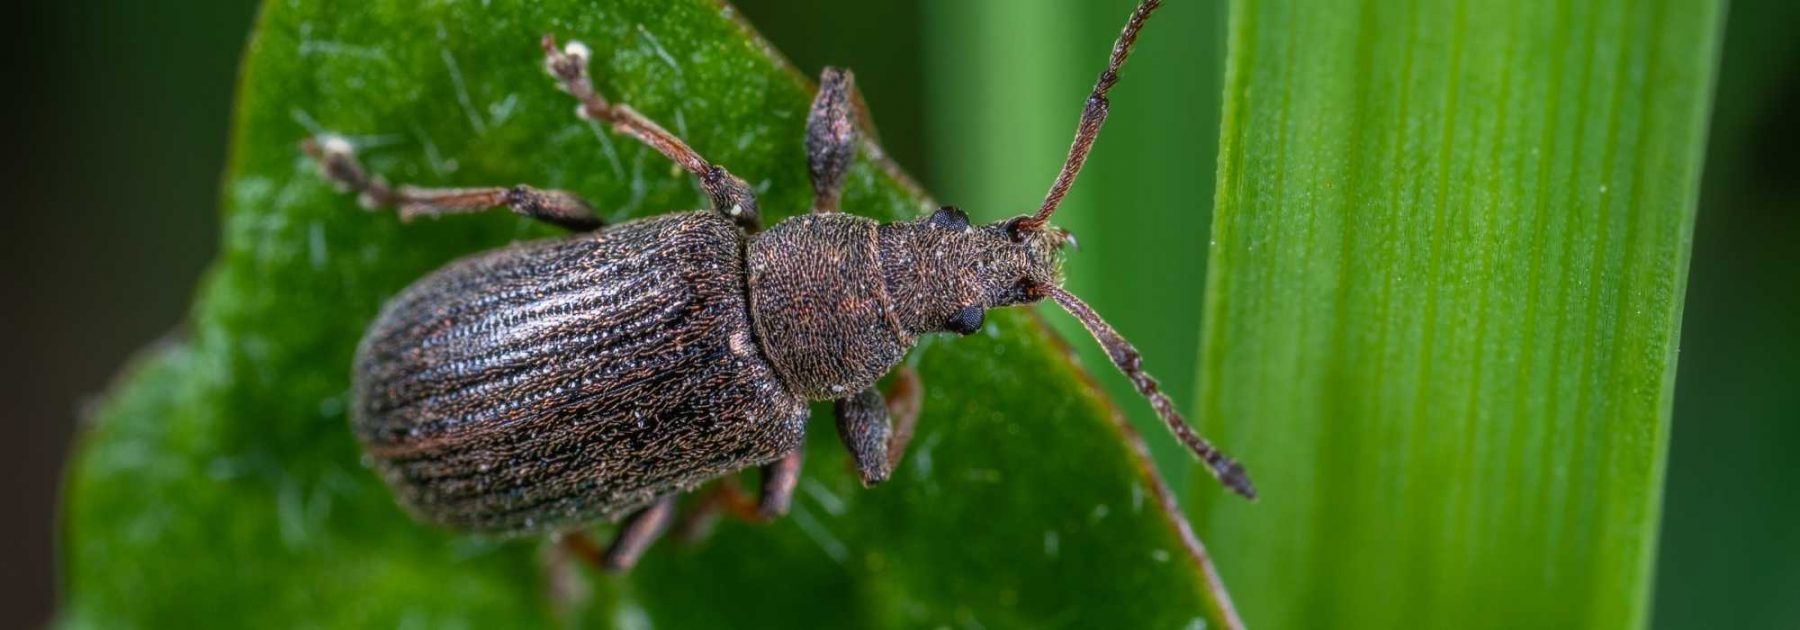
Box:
4;0;1793;627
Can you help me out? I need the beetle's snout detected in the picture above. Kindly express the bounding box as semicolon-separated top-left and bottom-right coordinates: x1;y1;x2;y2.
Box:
1007;218;1071;292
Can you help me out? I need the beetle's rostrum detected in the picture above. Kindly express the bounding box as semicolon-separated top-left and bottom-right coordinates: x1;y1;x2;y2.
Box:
304;0;1250;573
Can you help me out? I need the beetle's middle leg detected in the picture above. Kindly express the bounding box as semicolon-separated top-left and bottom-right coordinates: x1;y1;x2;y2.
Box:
542;35;761;232
835;367;923;486
587;494;678;572
671;446;805;543
756;446;805;519
301;137;603;232
548;496;676;573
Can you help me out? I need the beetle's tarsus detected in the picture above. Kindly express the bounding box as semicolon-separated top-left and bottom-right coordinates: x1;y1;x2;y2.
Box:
540;33;762;232
301;135;391;206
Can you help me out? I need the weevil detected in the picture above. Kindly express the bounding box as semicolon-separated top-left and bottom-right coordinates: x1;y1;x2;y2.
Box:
305;0;1252;572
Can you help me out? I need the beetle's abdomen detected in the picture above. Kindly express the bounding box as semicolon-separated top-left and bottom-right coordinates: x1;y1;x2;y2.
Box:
353;211;805;535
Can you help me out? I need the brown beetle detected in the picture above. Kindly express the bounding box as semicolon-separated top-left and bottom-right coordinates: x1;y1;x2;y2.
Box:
304;0;1251;572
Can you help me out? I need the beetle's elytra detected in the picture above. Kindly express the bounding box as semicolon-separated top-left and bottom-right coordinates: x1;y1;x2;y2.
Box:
306;0;1251;572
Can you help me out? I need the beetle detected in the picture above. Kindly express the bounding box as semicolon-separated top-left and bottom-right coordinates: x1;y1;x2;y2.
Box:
304;0;1252;572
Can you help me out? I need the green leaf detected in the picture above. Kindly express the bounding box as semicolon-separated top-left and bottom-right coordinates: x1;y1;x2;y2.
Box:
1191;0;1722;628
60;0;1240;627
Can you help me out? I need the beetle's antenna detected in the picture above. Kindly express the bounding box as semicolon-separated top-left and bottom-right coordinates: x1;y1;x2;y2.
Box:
1038;284;1256;499
1017;0;1164;233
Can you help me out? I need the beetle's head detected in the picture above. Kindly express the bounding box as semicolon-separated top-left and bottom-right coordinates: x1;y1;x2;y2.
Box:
878;203;1253;500
879;206;1071;338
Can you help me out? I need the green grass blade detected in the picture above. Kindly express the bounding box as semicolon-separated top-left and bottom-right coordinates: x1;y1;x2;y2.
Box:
1193;0;1723;627
60;1;1240;627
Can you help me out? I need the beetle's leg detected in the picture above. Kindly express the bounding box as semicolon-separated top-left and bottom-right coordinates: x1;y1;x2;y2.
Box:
597;495;677;572
681;447;805;524
544;531;601;612
805;67;857;213
834;367;923;486
541;35;761;232
670;446;804;543
757;446;805;520
672;477;754;542
886;367;924;459
301;137;603;232
550;529;607;571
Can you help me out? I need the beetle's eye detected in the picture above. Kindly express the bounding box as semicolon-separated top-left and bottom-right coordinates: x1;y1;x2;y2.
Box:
946;305;985;335
927;206;971;231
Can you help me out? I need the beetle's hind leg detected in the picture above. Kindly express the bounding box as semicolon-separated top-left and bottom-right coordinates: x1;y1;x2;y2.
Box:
542;36;761;232
835;367;923;486
301;137;603;232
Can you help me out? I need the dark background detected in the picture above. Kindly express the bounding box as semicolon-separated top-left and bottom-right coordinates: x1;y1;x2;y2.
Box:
5;0;1795;627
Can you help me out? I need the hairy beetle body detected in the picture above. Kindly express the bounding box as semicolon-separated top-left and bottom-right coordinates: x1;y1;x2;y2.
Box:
356;211;806;533
357;206;1056;533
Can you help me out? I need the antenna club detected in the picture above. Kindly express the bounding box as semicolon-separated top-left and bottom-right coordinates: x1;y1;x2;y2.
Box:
1215;458;1257;501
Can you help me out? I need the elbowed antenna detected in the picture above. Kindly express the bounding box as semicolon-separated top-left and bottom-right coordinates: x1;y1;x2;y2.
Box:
1016;0;1165;234
1037;284;1256;500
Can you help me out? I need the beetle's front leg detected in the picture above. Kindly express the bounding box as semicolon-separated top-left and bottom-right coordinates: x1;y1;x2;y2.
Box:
834;368;923;486
806;67;857;213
